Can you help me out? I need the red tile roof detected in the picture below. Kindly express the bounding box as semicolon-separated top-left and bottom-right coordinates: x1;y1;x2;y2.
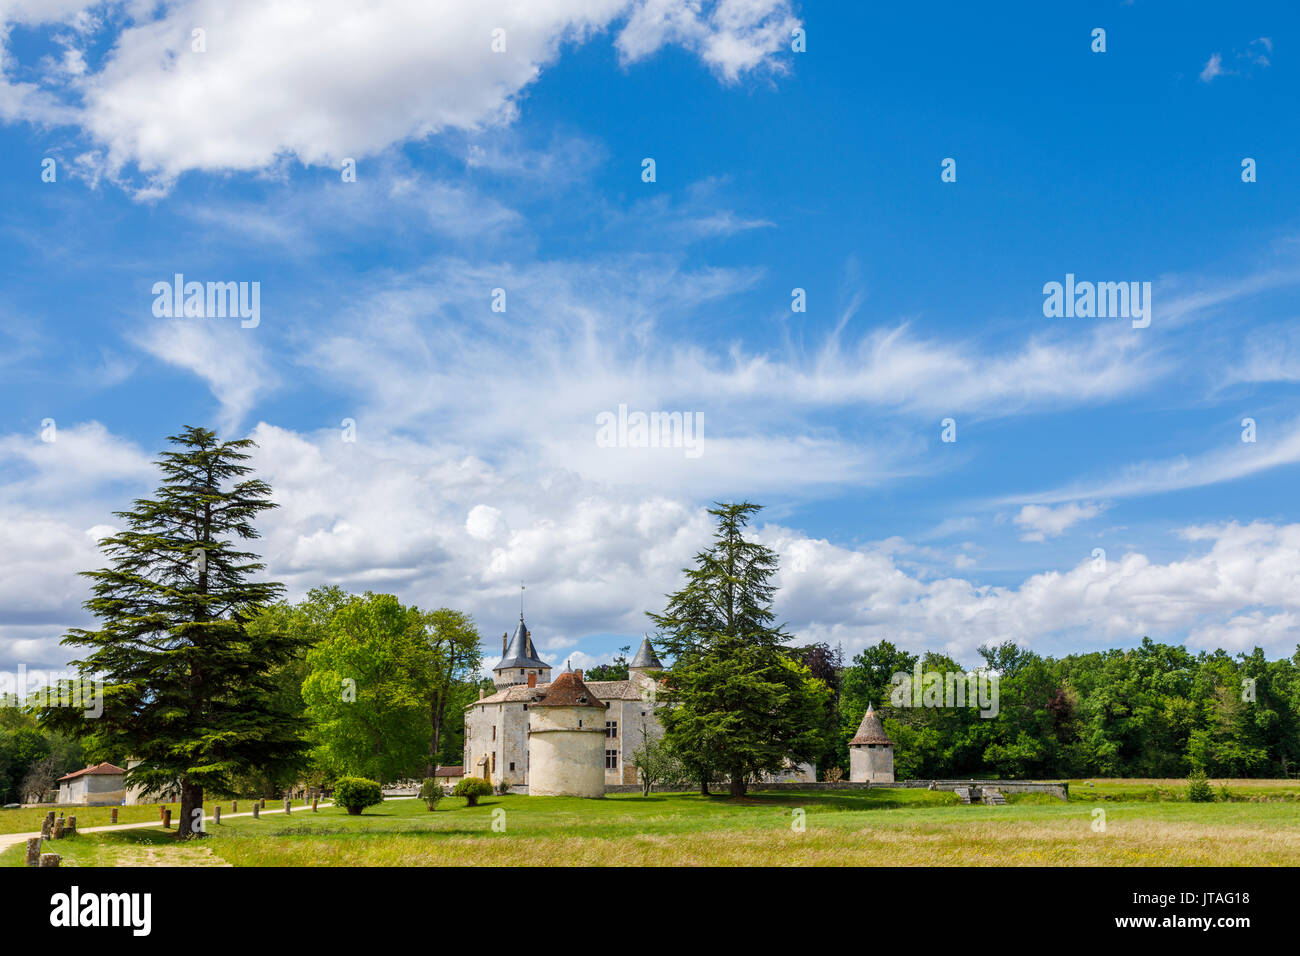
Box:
433;766;463;777
530;669;607;708
57;762;126;782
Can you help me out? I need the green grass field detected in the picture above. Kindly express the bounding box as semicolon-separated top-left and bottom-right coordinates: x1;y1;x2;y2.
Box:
4;780;1299;867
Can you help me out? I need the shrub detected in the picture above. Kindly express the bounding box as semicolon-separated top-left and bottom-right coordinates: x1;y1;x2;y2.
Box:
452;777;494;806
419;778;446;811
1218;784;1233;802
333;777;383;815
1187;769;1213;803
825;766;844;783
495;778;512;795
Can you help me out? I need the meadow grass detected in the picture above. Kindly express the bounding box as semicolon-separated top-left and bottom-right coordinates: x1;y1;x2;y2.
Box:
1064;778;1300;802
5;783;1298;867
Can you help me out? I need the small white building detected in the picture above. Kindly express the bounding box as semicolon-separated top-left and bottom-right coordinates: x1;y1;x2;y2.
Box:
57;762;127;805
848;704;895;783
432;765;464;788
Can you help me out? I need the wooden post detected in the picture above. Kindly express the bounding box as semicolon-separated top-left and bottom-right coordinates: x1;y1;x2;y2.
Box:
162;808;171;829
214;805;221;825
232;800;237;813
40;817;52;840
110;808;118;824
312;795;318;812
284;797;291;814
52;820;64;839
25;837;41;867
260;798;266;809
39;853;60;867
66;816;76;837
252;802;259;819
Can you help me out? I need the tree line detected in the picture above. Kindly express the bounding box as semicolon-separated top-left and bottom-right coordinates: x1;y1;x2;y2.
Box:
810;636;1300;780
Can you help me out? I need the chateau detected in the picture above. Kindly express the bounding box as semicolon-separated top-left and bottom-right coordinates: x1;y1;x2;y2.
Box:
463;616;664;792
463;614;828;795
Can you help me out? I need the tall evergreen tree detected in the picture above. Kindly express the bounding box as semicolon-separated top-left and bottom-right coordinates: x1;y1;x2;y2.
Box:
649;502;831;796
52;427;305;837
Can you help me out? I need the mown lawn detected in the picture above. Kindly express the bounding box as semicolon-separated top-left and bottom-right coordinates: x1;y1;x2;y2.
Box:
6;784;1300;867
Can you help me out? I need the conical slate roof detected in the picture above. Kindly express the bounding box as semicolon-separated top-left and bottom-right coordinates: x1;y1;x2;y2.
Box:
849;703;893;746
495;615;550;671
531;669;607;709
629;635;663;670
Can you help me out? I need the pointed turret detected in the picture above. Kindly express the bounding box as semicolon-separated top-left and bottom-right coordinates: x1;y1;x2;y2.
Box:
628;634;663;687
491;614;551;688
629;635;663;670
849;702;893;746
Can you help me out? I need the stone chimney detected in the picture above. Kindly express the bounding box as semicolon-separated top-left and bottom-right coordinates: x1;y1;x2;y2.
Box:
479;688;485;700
527;673;537;688
502;632;508;654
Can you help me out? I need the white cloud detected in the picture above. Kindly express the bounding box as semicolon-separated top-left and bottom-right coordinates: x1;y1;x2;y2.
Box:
1008;420;1300;505
0;421;154;501
466;505;504;541
770;520;1300;661
1188;610;1298;653
1014;502;1106;542
6;421;1300;672
2;0;798;190
616;0;798;81
133;321;277;433
1200;52;1227;82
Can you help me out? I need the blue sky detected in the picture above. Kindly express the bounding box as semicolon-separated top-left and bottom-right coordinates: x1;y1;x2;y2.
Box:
1;1;1298;681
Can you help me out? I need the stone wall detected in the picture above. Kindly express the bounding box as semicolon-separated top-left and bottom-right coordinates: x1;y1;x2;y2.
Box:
603;779;1069;798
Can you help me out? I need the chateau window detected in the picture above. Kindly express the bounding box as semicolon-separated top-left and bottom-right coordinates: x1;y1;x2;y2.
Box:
605;750;619;770
605;721;618;738
492;725;496;741
509;762;515;772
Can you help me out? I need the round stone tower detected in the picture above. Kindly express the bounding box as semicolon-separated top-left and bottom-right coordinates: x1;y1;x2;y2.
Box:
848;703;895;783
527;669;607;798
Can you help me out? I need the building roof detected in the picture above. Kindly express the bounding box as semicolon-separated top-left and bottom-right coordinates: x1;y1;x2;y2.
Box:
432;766;464;777
494;615;550;671
470;677;647;707
849;704;893;746
530;670;607;709
57;762;126;782
629;635;663;670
